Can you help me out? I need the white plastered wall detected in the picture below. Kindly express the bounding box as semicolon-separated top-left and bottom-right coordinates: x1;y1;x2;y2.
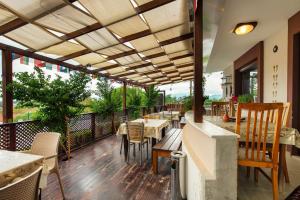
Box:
263;22;288;103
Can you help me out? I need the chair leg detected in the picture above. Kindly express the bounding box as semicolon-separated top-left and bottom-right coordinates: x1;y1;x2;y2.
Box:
133;144;136;158
254;167;259;183
246;167;250;178
140;144;143;166
54;168;65;200
146;142;149;160
282;147;290;183
127;142;130;163
120;137;124;154
272;167;279;200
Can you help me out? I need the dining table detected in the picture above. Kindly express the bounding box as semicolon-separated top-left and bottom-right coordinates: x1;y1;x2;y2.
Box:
204;115;300;189
117;118;170;160
0;150;44;188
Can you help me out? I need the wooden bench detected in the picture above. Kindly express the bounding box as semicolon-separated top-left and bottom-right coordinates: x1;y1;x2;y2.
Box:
152;128;182;174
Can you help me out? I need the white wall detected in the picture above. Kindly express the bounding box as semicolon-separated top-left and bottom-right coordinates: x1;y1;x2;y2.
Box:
263;22;288;103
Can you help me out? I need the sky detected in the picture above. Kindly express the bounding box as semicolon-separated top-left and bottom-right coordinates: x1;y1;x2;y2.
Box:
157;72;223;98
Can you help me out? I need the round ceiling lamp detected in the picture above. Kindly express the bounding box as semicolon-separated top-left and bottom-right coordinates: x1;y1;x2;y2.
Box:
233;22;257;35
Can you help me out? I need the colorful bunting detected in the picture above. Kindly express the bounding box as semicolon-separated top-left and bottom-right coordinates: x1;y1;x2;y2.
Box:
45;62;52;70
34;59;45;68
56;65;69;73
20;56;29;65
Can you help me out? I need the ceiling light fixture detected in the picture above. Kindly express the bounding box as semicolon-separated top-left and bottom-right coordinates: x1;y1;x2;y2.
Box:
233;21;257;35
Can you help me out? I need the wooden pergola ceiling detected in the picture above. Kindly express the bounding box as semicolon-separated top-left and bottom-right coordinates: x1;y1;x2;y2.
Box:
0;0;194;86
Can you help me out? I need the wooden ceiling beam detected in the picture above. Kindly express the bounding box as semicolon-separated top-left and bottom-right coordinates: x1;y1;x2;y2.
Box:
0;18;27;35
106;49;136;60
176;62;194;69
57;49;92;61
170;52;194;61
156;63;174;69
180;69;194;75
127;62;153;70
143;52;166;60
120;29;152;43
159;32;193;46
92;64;120;72
136;0;175;14
60;22;103;40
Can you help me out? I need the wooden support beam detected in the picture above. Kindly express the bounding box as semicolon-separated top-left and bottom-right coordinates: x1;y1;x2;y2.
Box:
193;0;204;123
135;0;175;14
176;62;194;69
2;49;13;123
0;18;27;35
159;32;193;46
120;29;152;43
127;62;153;70
156;63;174;69
107;49;136;60
93;64;120;72
170;53;193;61
144;52;166;60
58;49;92;61
123;82;127;116
60;22;103;41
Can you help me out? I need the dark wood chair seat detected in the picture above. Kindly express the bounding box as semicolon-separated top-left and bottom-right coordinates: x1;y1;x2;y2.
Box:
152;128;182;174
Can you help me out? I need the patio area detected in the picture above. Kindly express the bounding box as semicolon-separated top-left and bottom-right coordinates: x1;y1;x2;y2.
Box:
40;135;300;200
0;0;300;200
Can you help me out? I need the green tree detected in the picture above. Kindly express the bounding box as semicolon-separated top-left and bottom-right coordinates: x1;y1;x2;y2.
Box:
144;85;160;113
90;78;121;133
165;95;177;104
126;87;143;119
8;67;91;133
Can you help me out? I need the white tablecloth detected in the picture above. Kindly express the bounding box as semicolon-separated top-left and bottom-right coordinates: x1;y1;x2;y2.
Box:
117;119;170;140
0;150;47;188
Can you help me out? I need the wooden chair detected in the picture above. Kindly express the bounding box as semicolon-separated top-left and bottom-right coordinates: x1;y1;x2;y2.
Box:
236;103;283;200
126;122;149;165
25;132;65;199
268;102;291;183
0;166;43;200
269;102;291;128
211;101;229;116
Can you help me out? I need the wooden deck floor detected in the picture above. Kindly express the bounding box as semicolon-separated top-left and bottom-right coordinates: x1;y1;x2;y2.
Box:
42;135;300;200
42;135;171;200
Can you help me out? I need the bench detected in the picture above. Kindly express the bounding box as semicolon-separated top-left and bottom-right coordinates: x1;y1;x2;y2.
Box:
152;128;182;174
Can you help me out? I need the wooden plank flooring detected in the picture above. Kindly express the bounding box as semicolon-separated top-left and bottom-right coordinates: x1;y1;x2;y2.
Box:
42;135;171;200
42;135;300;200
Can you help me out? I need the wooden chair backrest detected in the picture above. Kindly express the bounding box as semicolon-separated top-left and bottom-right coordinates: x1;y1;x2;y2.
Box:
211;101;229;116
269;102;291;127
235;103;283;165
126;122;144;142
147;114;160;119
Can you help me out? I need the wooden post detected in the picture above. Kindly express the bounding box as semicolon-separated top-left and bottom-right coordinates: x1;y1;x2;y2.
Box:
9;123;16;151
190;80;193;97
123;82;127;116
193;0;204;123
2;49;13;123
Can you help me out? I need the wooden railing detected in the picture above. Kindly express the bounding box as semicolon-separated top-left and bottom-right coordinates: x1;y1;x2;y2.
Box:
0;106;165;153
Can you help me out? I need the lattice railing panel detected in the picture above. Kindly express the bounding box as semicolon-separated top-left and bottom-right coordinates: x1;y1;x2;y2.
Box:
95;115;112;139
0;125;10;150
15;121;49;151
68;113;93;149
